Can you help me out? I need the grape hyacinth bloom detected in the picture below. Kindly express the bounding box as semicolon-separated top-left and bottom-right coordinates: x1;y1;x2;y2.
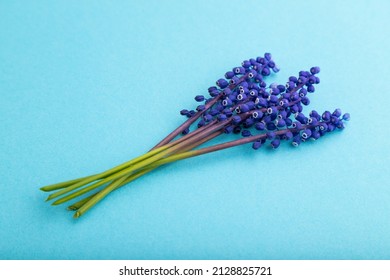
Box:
40;53;349;219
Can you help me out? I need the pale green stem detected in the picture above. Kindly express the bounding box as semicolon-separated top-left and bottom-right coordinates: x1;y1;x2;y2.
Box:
67;130;223;212
72;149;204;217
68;167;154;211
73;174;131;218
52;121;227;205
40;175;97;192
42;120;217;194
45;144;170;200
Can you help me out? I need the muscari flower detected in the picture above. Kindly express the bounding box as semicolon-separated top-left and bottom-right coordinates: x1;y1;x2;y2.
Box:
40;53;349;218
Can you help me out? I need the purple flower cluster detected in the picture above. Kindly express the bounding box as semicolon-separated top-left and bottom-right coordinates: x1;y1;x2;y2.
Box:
180;53;349;150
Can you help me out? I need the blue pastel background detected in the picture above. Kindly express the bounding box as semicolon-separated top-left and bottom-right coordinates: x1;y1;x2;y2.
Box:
1;0;389;259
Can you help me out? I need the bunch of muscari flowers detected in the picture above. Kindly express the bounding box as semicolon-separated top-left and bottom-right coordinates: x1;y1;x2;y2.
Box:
41;53;350;218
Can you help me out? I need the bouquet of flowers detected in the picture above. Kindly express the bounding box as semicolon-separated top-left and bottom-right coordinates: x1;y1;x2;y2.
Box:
40;53;349;218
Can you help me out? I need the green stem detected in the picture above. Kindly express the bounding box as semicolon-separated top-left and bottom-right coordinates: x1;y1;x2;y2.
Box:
40;175;97;192
67;193;97;211
67;128;272;212
68;167;154;211
72;149;204;217
67;130;223;212
45;144;170;201
52;121;227;205
51;146;176;205
46;118;224;201
74;174;129;218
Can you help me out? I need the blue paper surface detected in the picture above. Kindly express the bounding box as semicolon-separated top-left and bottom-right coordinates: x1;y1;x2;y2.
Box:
1;0;390;259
